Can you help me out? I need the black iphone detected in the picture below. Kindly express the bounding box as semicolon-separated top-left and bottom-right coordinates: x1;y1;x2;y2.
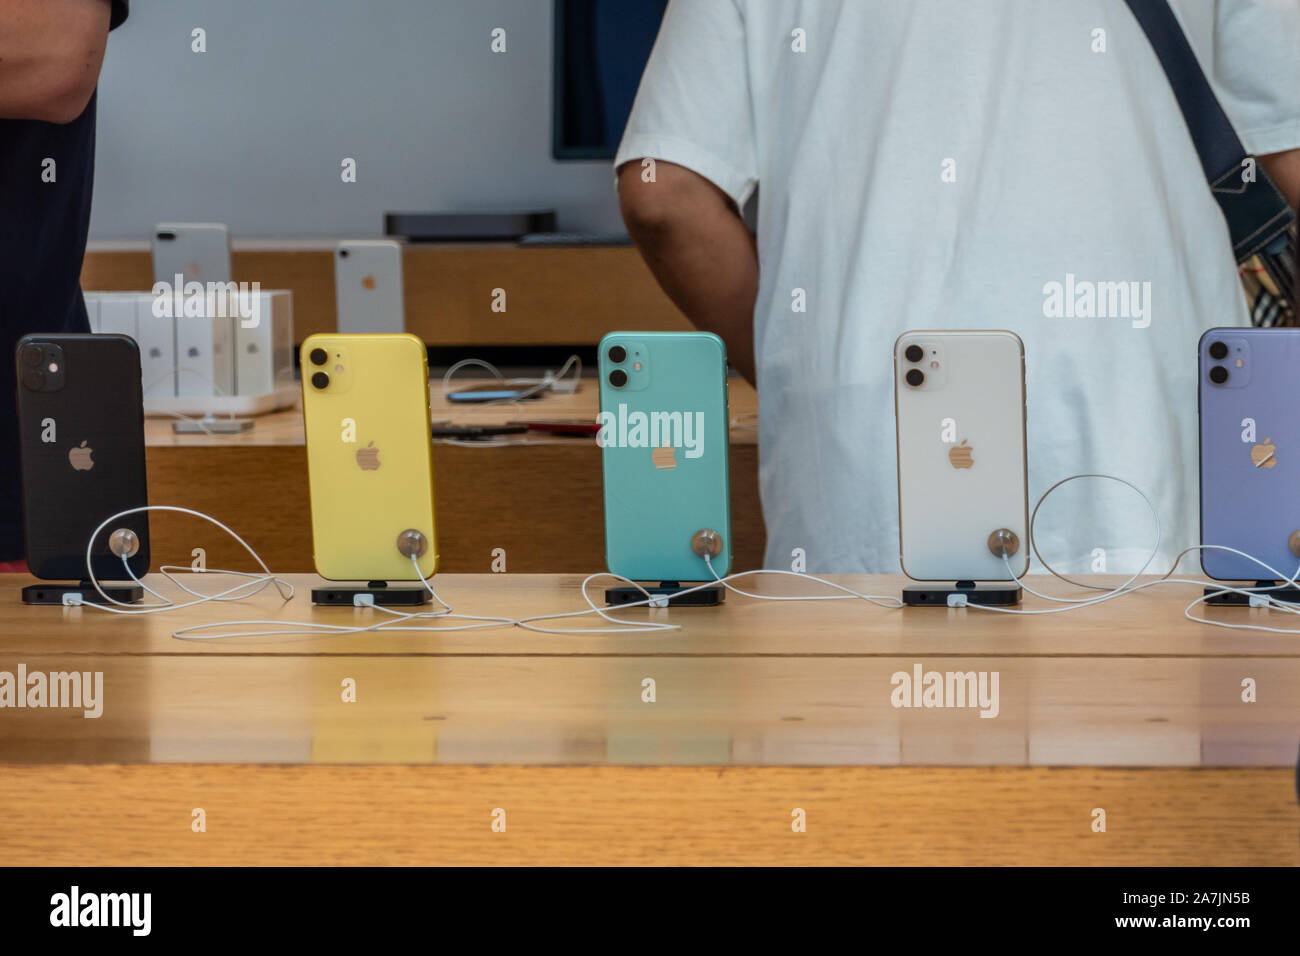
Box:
15;333;150;580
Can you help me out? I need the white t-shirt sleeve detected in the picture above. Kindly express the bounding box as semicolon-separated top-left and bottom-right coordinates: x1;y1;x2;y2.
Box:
1204;0;1300;155
613;0;759;206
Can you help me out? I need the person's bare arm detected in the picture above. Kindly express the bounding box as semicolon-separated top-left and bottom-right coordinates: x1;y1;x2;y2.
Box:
1260;148;1300;303
0;0;112;123
618;159;759;384
1261;148;1300;211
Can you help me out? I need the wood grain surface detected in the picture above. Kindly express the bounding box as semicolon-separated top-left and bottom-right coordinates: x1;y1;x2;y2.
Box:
4;570;1297;864
2;572;1298;767
0;653;1294;767
82;245;692;345
0;765;1293;866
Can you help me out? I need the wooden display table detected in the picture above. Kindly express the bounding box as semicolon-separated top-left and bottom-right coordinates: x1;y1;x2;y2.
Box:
1;572;1296;865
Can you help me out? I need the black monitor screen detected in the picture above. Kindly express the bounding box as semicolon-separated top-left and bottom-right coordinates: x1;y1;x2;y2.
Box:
553;0;669;160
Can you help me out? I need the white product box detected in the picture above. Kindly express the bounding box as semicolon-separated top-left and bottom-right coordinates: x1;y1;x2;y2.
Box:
135;297;177;398
234;290;294;396
83;289;298;416
95;292;138;338
174;311;235;398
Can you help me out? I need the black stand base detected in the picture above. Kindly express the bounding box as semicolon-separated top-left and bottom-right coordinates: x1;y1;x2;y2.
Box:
605;581;725;607
1203;581;1300;606
903;580;1022;607
312;580;432;607
22;581;144;606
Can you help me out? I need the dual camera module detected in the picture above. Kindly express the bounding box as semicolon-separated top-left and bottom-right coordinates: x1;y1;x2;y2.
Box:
308;347;330;389
18;343;63;393
902;343;926;387
606;344;629;388
1207;340;1231;385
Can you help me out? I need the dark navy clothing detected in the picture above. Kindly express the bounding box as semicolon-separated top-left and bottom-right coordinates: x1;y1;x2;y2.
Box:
0;0;129;560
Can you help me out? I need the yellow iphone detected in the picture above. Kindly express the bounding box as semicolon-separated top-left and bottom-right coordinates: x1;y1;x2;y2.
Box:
300;333;438;581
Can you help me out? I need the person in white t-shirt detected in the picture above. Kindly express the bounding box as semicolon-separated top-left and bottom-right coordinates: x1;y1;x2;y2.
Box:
614;0;1300;575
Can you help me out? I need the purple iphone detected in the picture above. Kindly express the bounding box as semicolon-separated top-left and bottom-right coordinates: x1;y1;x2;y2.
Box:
1199;328;1300;581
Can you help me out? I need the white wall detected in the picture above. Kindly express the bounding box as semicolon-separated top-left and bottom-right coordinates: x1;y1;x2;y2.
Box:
90;0;624;240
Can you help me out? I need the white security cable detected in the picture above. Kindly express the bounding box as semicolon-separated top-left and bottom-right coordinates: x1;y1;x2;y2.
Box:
433;436;593;449
516;573;703;634
172;551;518;640
517;566;905;634
68;503;663;637
80;505;293;613
979;550;1300;634
948;474;1300;634
1019;473;1162;601
701;559;903;609
439;354;582;404
55;484;1300;639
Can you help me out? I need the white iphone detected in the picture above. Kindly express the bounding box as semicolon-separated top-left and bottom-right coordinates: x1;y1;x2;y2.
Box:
152;222;231;287
335;240;405;333
152;223;234;398
894;330;1028;581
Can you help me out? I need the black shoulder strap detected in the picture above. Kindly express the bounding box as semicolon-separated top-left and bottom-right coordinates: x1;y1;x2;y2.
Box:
1123;0;1294;260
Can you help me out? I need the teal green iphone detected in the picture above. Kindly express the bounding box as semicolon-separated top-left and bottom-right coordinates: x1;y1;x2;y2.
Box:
597;332;731;581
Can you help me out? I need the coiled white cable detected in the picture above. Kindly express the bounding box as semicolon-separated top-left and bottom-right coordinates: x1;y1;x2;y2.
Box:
513;559;907;633
57;482;1300;638
947;474;1300;634
172;552;519;640
80;505;294;613
439;355;582;405
701;559;903;608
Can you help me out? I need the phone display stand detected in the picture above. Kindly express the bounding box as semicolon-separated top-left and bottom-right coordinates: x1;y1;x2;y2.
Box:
902;581;1022;607
311;581;432;607
605;582;726;608
21;581;143;606
903;530;1025;606
312;530;435;606
1203;581;1300;607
